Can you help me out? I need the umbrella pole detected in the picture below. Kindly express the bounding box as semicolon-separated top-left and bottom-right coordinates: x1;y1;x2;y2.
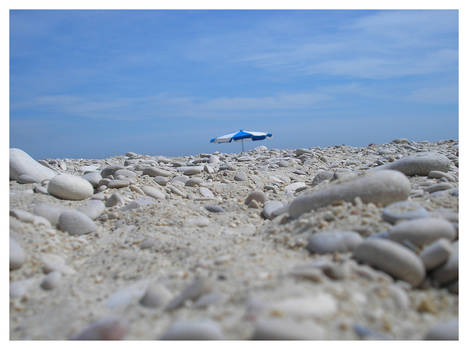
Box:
242;139;244;153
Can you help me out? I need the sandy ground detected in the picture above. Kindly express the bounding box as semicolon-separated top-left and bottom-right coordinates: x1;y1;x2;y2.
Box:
9;139;458;340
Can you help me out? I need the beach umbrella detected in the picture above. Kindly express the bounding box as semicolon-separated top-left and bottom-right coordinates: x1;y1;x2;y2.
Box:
210;130;273;152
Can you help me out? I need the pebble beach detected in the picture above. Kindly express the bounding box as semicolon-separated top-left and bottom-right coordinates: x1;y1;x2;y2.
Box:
9;138;459;340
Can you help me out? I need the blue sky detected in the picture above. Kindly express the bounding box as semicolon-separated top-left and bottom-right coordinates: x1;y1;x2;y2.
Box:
10;10;458;159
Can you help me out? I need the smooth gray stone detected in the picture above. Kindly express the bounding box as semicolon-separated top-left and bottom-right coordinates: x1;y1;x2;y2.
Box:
354;324;391;340
428;170;456;182
185;178;202;187
234;172;248;181
311;170;334;186
10;279;35;299
154;176;169;185
353;238;425;287
139;284;172;308
114;169;137;178
78;200;105;220
251;319;325;340
204;205;224;213
100;165;124;178
105;193;125;207
382;201;429;224
82;172;102;188
58;210;97;235
10;238;26;270
374;152;451;176
289;170;411;219
141;186;165;200
143;167;172;177
262;200;284;219
388;218;456;247
425;319;458;340
107;179;130;188
179;166;204;175
33;203;65;226
160;320;224;340
245;191;266;205
70;317;129;340
10;148;56;182
431;241;458;286
40;271;61;290
425;183;453;193
48;174;94;200
420;238;452;271
307;231;363;254
18;174;38;184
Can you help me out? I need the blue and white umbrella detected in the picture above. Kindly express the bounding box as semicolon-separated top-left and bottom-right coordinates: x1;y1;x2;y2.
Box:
210;130;273;152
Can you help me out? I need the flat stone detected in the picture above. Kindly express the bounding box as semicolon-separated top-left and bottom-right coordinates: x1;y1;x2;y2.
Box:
199;187;215;198
353;238;425;287
141;186;165;200
105;193;125;207
374;152;451;176
307;231;363;254
114;169;137;178
143;167;172;177
70;317;128;340
388;218;456;247
425;183;453;193
160;319;224;340
311;170;334;186
10;238;26;270
100;165;124;178
425;319;458;340
285;182;306;194
107;179;130;188
78;200;105;220
289;170;411;219
428;170;456;182
41;253;75;274
48;174;94;200
269;293;337;318
165;277;212;311
204;205;224;213
154;176;169;185
382;201;430;224
18;174;38;184
10;148;56;182
185;178;202;187
179;166;204;175
58;210;97;235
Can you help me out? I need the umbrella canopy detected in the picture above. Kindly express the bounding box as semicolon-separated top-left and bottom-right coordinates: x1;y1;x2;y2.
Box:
210;130;272;152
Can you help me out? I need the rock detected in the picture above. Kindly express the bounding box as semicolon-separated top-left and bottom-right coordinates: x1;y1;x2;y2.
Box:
165;277;212;311
10;209;51;227
114;169;137;178
171;175;189;184
179;166;203;175
18;174;38;184
141;186;165;200
425;319;458;340
289;170;411;219
107;179;130;189
10;279;35;299
58;210;97;235
10;238;26;270
100;165;124;178
199;187;215;198
78;200;105;220
33;203;65;226
353;238;425;287
311;170;334;186
307;231;363;254
160;319;224;340
48;174;94;200
387;218;456;247
234;172;248;181
425;183;453;193
106;193;125;207
382;201;430;224
82;172;102;188
185;178;202;187
40;271;61;290
204;205;224;213
10;148;56;182
428;170;455;182
33;184;49;194
142;167;172;177
431;241;458;286
41;253;74;274
251;319;325;340
70;317;128;340
154;176;169;185
262;200;284;219
285;182;306;194
139;284;172;308
245;190;266;205
420;239;452;271
374;152;451;176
